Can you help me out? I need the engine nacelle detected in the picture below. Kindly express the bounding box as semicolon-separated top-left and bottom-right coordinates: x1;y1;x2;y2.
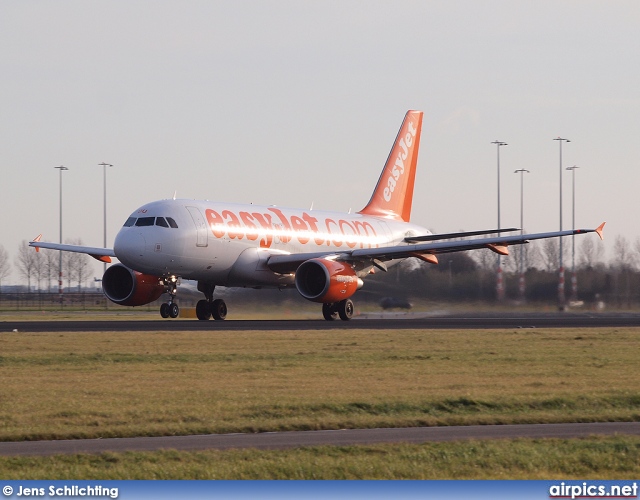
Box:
102;264;165;306
295;258;363;303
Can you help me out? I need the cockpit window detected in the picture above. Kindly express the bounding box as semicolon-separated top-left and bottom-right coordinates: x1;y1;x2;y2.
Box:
124;215;178;228
135;217;155;227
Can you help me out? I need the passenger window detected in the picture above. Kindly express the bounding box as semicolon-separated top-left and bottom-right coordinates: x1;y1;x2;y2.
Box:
135;217;155;227
156;217;169;228
123;217;136;227
166;217;178;229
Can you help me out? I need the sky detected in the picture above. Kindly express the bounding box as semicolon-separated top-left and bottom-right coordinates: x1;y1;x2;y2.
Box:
1;1;638;284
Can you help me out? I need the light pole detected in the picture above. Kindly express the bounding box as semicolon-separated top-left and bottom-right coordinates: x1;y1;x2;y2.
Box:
54;166;69;307
491;140;508;301
553;137;570;309
514;169;530;300
566;165;580;302
98;163;113;275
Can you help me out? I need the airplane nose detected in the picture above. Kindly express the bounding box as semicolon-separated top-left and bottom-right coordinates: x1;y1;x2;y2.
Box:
114;229;146;266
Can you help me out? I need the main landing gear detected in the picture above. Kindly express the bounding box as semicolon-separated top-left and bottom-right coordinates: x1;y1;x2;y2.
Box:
322;299;354;321
195;282;227;321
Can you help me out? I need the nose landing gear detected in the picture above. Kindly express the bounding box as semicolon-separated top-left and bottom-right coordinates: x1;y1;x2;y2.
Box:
160;301;180;318
159;275;180;319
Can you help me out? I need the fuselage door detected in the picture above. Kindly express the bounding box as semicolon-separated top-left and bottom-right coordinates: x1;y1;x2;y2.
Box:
186;206;208;247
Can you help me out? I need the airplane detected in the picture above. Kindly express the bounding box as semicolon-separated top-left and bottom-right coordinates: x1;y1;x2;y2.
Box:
30;110;605;321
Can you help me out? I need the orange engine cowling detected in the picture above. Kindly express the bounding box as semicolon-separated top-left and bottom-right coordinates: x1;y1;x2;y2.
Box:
295;258;363;303
102;264;165;306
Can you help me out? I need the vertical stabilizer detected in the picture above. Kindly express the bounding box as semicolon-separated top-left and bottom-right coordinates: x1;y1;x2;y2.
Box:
358;110;423;222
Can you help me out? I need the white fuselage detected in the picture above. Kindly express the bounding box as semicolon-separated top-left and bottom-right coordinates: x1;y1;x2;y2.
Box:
113;199;431;286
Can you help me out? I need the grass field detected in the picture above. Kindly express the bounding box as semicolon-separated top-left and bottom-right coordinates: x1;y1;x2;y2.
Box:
0;325;638;478
2;437;639;479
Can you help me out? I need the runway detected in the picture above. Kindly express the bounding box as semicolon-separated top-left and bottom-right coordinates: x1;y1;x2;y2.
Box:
3;312;640;332
1;422;639;456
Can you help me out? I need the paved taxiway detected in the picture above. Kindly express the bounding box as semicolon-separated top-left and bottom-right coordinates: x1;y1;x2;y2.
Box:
3;312;640;332
1;422;639;456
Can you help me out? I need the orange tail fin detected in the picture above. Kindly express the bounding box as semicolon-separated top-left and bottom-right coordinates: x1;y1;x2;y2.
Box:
358;110;423;222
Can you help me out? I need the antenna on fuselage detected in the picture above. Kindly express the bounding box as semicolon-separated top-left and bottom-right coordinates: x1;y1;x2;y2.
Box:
173;191;177;200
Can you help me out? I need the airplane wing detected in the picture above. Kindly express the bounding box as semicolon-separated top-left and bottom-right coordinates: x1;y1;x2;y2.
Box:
266;222;605;274
29;236;116;263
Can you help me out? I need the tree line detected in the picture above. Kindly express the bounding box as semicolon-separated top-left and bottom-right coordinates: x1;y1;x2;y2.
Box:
0;234;637;307
366;234;638;308
0;240;92;292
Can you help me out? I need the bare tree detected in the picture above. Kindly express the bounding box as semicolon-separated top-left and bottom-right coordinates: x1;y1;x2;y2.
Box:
72;252;91;291
504;243;542;273
62;250;74;292
540;239;559;272
32;249;46;291
633;237;640;271
612;235;635;271
64;238;91;291
611;235;635;307
42;248;58;292
578;236;605;270
0;245;11;291
15;241;37;291
538;237;571;272
470;248;496;272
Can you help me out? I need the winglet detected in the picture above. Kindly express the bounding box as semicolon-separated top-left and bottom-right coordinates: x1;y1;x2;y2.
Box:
595;221;606;240
32;234;42;252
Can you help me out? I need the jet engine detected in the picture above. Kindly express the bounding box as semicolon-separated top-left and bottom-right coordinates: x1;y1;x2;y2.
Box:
102;263;165;306
295;258;363;303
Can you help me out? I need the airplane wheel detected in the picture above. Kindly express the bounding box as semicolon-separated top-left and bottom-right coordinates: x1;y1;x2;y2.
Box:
196;300;212;320
211;299;227;320
169;303;180;318
160;303;170;318
338;299;354;321
322;303;338;321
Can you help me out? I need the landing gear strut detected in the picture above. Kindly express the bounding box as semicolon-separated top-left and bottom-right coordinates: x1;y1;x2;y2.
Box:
322;299;354;321
159;275;180;318
196;282;227;321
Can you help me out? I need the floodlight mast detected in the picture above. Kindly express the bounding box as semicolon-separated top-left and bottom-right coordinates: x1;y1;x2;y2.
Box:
554;137;570;309
54;165;69;306
491;140;508;301
566;165;580;301
514;168;530;300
